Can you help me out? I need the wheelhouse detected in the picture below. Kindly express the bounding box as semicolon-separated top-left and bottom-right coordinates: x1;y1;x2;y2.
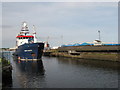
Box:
16;36;34;39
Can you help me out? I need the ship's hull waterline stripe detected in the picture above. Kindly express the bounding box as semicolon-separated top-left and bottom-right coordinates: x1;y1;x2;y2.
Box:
19;59;42;61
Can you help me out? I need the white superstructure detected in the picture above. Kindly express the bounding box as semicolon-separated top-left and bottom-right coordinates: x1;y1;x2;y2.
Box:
16;22;37;47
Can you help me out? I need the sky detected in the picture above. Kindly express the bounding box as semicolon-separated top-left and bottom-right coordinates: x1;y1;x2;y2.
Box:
1;1;118;48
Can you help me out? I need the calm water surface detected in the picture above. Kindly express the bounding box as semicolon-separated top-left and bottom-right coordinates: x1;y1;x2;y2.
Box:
3;52;120;88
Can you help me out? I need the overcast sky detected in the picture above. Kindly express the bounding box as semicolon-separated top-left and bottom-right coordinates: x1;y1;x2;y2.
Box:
2;2;118;48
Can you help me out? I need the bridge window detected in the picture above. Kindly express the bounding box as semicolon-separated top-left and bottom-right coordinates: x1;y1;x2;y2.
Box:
29;37;32;39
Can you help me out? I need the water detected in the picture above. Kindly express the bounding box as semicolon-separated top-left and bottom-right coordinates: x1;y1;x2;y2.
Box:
2;52;120;88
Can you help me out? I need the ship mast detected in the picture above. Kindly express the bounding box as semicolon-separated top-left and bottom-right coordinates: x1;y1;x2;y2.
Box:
20;21;29;35
33;25;37;43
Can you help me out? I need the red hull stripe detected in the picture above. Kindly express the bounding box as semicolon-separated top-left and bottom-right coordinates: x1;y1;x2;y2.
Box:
16;36;34;38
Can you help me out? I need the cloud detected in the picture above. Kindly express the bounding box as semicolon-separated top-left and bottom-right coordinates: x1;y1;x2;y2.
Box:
2;2;118;47
1;0;119;2
2;25;13;28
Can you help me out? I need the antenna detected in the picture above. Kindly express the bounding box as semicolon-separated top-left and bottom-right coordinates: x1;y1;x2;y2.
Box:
32;25;37;43
33;25;36;34
23;21;27;27
21;21;28;30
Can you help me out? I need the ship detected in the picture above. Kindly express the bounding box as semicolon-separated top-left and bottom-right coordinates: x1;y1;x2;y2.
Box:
13;21;44;61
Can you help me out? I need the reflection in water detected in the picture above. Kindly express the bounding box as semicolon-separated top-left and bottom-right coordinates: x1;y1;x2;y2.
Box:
15;60;45;74
2;52;13;89
42;56;118;88
2;70;12;88
7;53;119;88
13;59;46;88
57;57;119;70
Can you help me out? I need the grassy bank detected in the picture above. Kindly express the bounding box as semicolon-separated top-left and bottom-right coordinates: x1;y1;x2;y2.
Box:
43;49;119;62
2;58;11;67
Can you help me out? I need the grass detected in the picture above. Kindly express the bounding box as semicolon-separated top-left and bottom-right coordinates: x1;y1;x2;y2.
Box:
47;50;119;61
1;58;10;67
0;58;1;64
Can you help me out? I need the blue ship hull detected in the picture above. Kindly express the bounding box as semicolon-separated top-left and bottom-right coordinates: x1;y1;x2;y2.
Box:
13;43;44;61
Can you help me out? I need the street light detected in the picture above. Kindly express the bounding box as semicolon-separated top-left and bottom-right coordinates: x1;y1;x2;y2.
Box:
98;30;101;41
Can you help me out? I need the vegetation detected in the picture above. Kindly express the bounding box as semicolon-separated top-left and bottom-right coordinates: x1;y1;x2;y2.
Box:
44;49;119;62
0;58;1;64
0;48;9;51
2;57;10;67
2;57;12;88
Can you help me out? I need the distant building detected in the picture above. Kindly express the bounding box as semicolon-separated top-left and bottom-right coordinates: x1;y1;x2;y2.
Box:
51;46;59;49
44;41;50;50
93;40;102;46
9;47;17;51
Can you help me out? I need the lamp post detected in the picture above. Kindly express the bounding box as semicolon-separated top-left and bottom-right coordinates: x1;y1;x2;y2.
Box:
98;30;101;41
